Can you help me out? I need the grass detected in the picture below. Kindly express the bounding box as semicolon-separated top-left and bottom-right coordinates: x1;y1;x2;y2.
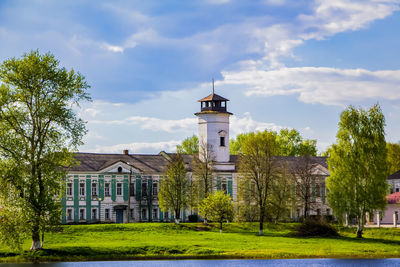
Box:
1;222;400;262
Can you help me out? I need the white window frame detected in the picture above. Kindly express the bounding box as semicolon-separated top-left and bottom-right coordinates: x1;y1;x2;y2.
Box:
79;208;86;220
152;182;158;196
79;183;85;196
104;183;110;197
67;208;73;221
91;183;98;196
92;208;97;220
105;208;110;220
117;183;122;196
152;208;158;220
66;182;73;196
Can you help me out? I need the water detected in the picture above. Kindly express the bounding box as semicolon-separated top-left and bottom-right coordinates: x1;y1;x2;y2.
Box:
2;259;400;267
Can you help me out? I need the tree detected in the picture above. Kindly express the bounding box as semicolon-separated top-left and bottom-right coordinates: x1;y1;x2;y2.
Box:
268;163;293;223
198;191;234;233
192;141;215;204
387;142;400;175
159;153;191;224
238;131;281;235
290;156;322;219
327;104;389;238
176;135;199;154
230;129;317;156
0;50;90;250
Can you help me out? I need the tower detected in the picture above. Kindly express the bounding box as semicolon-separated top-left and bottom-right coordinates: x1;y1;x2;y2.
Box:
195;88;232;163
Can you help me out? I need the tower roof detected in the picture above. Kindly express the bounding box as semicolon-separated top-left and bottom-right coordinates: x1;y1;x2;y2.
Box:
198;93;229;102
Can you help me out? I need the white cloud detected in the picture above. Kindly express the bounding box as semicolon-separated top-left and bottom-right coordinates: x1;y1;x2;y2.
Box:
230;112;284;135
221;67;400;106
100;43;125;53
92;140;181;154
90;116;197;133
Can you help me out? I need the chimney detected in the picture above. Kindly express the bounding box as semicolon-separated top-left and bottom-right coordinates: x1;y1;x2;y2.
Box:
123;149;129;155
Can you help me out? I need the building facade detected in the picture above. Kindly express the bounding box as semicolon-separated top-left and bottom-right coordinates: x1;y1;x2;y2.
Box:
62;92;330;224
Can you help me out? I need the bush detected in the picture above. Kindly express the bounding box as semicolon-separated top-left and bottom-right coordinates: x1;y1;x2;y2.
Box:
188;214;199;222
293;218;339;237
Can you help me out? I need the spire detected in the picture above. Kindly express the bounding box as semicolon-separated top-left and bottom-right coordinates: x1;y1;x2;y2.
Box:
212;78;215;94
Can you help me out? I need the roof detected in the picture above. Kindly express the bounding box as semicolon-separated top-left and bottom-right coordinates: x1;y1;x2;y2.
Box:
387;192;400;204
68;152;326;174
198;93;229;102
68;152;171;173
388;170;400;180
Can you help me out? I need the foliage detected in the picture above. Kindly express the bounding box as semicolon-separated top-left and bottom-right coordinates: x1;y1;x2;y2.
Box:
387;142;400;175
0;50;90;250
159;153;191;224
293;218;339;237
237;130;282;235
291;157;323;219
176;135;199;154
277;129;317;156
230;128;317;156
192;140;215;210
327;104;389;238
198;191;234;232
267;164;294;223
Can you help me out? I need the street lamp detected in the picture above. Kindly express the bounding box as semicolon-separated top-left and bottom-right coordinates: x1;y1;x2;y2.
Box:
98;197;102;223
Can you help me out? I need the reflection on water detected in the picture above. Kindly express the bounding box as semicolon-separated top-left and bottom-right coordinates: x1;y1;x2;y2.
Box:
1;259;400;267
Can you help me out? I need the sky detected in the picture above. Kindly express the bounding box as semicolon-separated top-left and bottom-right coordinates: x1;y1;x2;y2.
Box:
1;0;400;154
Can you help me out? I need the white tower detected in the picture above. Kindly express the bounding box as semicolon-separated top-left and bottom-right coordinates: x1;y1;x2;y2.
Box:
195;91;232;164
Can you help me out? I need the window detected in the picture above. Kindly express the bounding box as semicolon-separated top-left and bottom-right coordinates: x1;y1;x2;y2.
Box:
152;182;158;196
142;182;147;197
79;209;85;220
153;208;158;220
397;188;399;193
67;209;73;220
117;183;122;196
220;136;225;147
117;166;122;173
105;183;110;197
91;183;97;196
164;211;169;219
66;183;72;196
222;182;227;194
105;208;110;220
92;209;97;220
130;209;134;219
316;183;321;197
79;183;85;196
326;209;330;215
142;208;147;220
130;183;135;196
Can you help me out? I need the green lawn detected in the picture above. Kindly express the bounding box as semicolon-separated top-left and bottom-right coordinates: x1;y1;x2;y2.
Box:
1;222;400;262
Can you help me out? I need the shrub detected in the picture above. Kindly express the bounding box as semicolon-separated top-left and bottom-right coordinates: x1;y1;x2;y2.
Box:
293;218;339;237
188;214;199;222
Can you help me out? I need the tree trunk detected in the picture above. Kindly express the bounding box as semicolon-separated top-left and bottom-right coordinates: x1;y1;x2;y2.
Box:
357;216;364;238
220;221;223;233
30;224;42;251
175;209;180;224
259;209;264;236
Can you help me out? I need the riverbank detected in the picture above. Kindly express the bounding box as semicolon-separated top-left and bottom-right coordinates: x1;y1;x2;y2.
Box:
1;223;400;263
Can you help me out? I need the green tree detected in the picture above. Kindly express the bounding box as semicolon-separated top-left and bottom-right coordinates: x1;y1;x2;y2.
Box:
192;141;215;208
0;50;90;250
230;129;317;156
387;142;400;175
159;153;190;224
238;131;281;235
198;191;234;233
327;104;389;238
176;135;199;154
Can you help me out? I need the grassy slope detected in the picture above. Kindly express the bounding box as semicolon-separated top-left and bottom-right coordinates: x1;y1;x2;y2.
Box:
1;223;400;262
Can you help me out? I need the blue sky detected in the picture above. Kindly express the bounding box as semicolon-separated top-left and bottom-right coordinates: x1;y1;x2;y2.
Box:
1;0;400;154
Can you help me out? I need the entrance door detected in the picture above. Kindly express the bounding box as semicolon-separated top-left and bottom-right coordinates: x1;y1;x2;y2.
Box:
116;209;124;223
